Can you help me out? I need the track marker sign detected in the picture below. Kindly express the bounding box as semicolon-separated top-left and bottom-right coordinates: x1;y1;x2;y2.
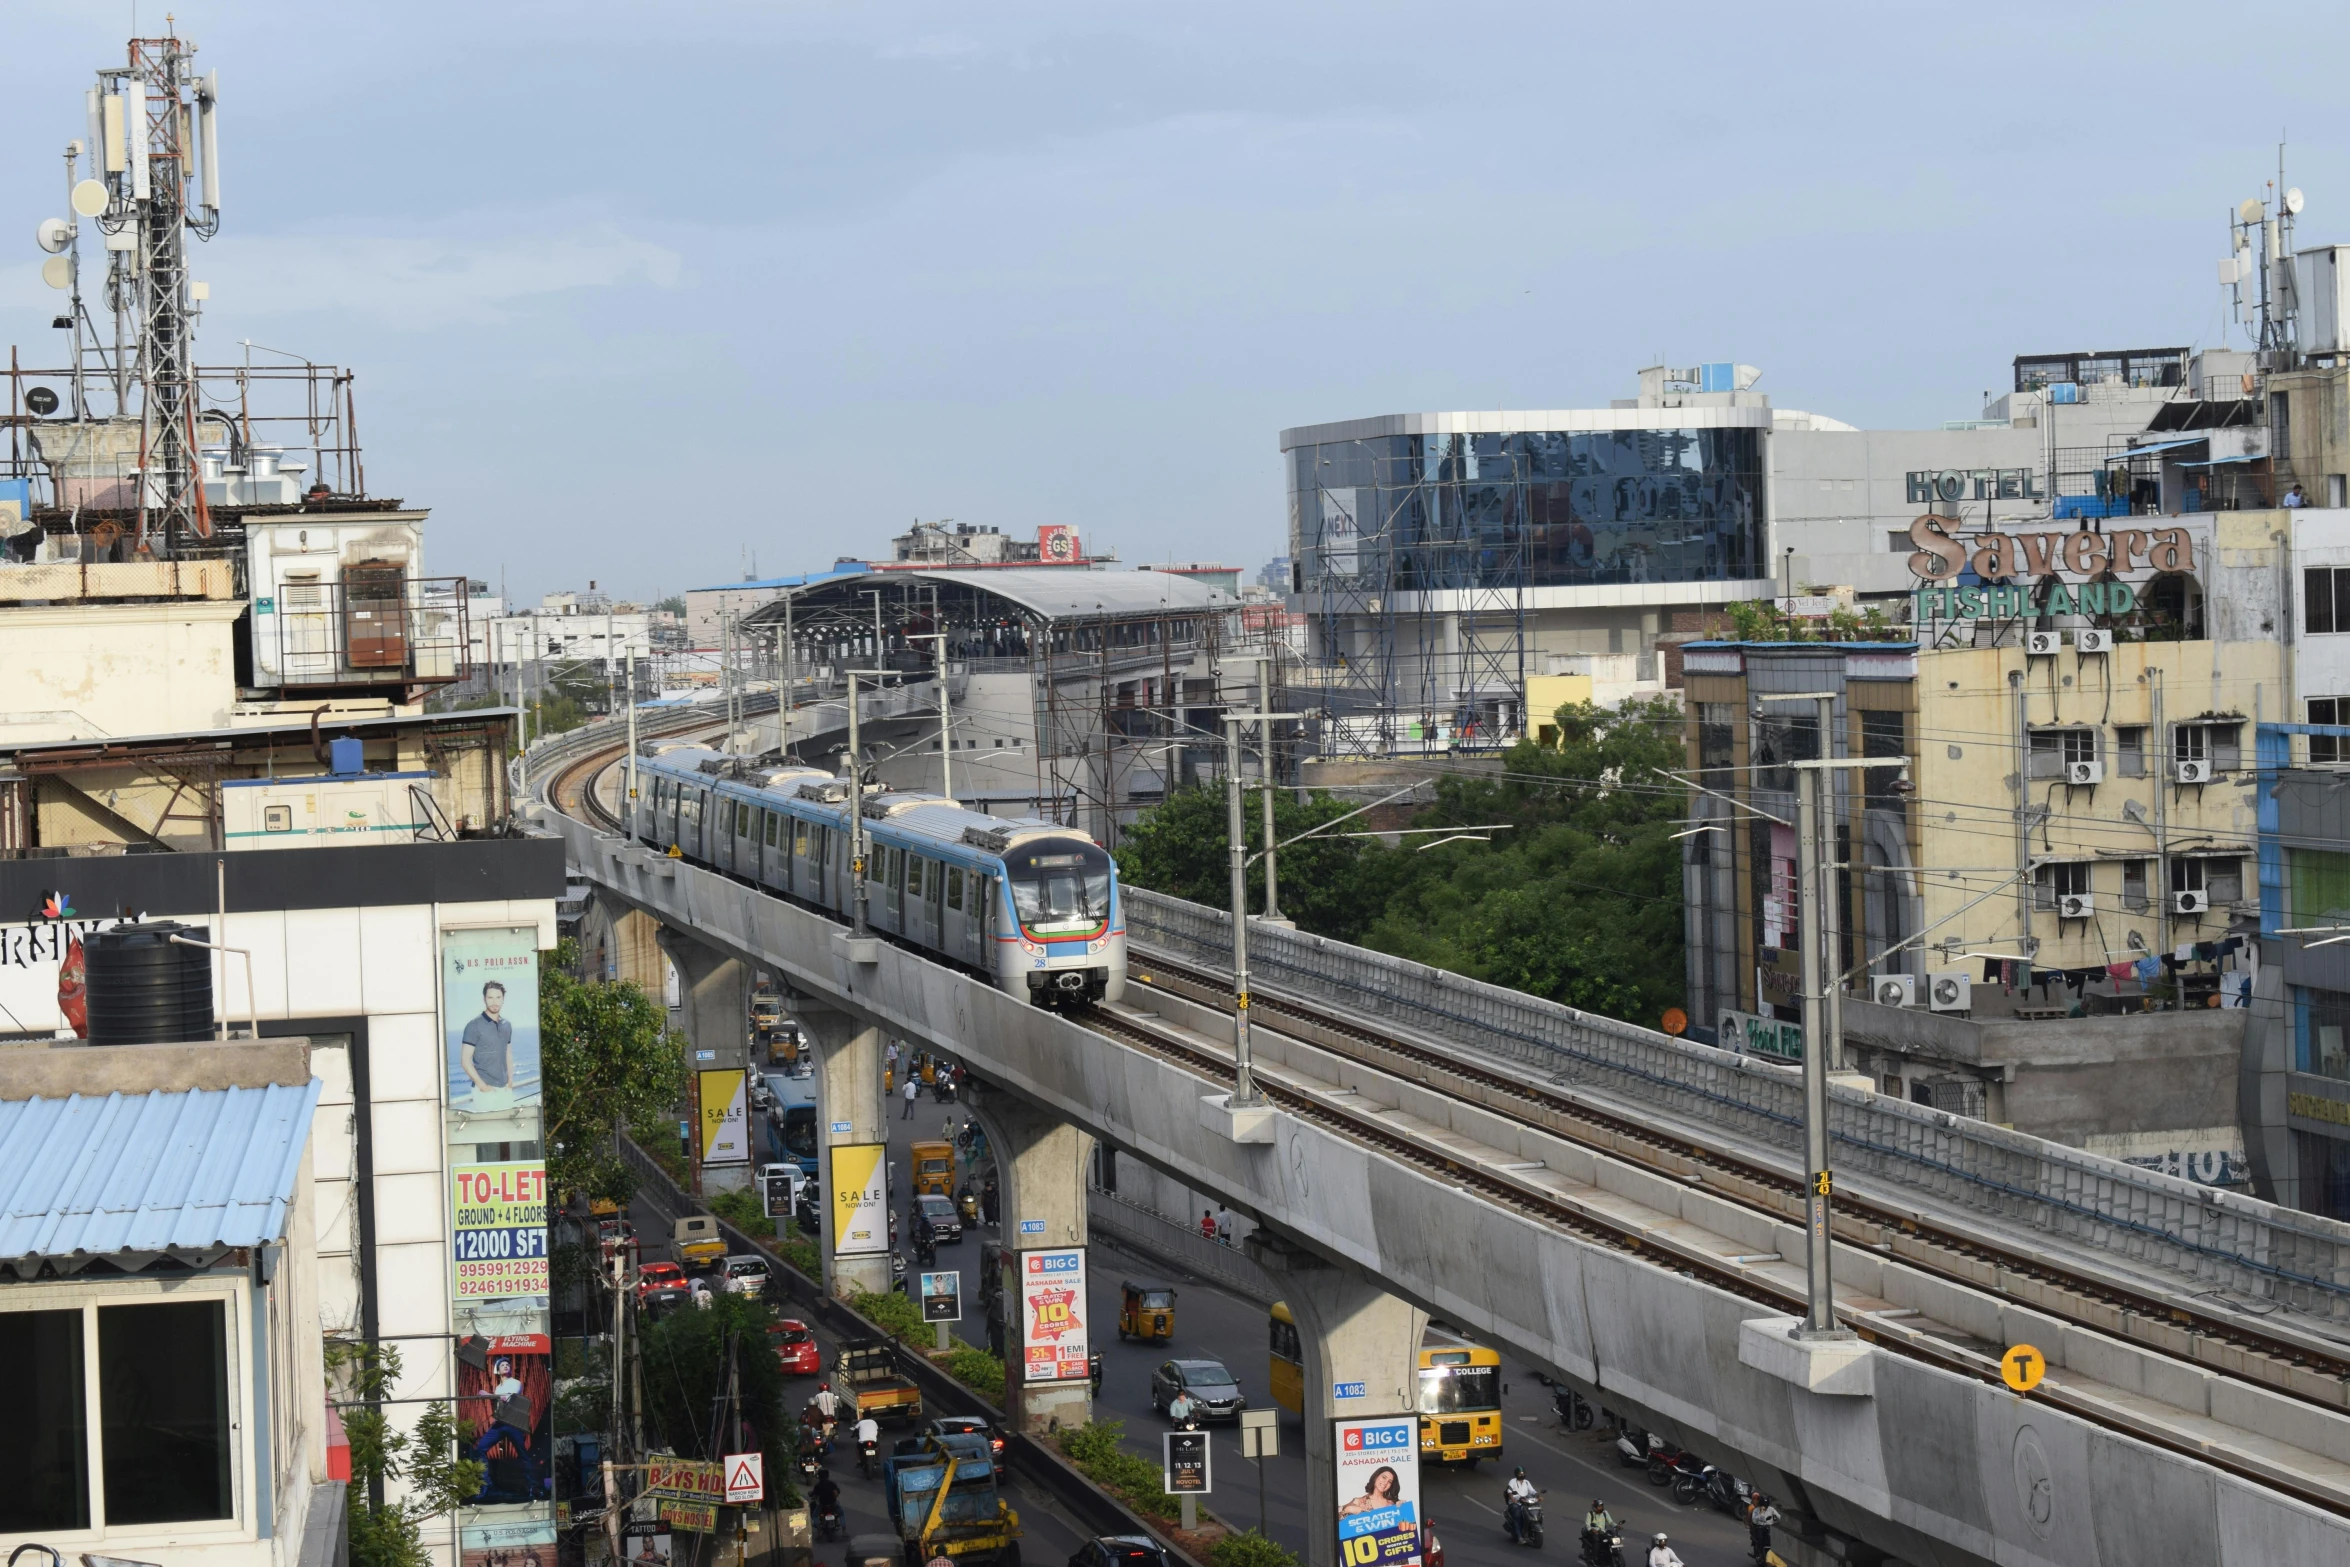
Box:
2001;1344;2046;1394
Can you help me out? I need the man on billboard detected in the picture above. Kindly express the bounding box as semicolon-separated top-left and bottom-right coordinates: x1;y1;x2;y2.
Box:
460;980;516;1111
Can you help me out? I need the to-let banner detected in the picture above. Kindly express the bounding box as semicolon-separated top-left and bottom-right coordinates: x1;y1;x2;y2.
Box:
450;1160;549;1299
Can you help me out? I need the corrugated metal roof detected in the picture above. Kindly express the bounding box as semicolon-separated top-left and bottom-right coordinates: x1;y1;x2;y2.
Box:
779;566;1235;623
0;1081;322;1260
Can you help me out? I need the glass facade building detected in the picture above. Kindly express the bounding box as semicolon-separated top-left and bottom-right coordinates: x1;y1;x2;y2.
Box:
1288;426;1768;594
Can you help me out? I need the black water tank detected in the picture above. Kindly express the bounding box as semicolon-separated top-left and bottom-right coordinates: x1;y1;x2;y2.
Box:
85;921;215;1045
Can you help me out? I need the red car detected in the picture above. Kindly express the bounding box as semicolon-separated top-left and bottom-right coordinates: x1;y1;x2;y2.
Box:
636;1261;687;1302
769;1319;821;1375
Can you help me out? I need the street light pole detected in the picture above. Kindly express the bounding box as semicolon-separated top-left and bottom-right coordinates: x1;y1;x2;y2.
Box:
624;644;638;843
1224;714;1258;1105
1792;758;1836;1335
847;669;888;937
915;632;953;800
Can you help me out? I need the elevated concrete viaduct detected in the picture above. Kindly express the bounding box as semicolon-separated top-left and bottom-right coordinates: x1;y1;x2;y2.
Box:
549;809;2350;1567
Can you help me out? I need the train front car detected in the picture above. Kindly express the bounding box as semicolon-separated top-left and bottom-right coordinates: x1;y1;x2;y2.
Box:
989;830;1125;1006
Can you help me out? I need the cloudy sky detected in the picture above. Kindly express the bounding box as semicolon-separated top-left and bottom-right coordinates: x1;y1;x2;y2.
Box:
2;2;2343;604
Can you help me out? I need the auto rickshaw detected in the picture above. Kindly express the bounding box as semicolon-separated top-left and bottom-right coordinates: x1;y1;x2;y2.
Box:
1117;1280;1176;1342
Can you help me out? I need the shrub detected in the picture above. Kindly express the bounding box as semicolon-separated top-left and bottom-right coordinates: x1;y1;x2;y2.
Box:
1056;1420;1178;1522
708;1188;767;1231
1210;1533;1299;1567
849;1287;929;1343
941;1344;1008;1405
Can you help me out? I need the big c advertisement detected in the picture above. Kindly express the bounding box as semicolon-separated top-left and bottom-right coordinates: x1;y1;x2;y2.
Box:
697;1068;749;1166
1333;1416;1422;1567
1019;1246;1089;1383
451;1161;550;1301
828;1142;887;1256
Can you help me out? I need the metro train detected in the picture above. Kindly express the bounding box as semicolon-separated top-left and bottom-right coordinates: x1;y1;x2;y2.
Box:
631;744;1126;1005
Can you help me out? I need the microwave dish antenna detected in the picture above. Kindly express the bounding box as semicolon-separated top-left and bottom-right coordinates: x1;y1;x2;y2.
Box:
36;216;73;253
2285;186;2306;215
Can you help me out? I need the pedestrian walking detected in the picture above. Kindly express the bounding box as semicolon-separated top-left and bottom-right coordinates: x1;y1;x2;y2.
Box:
902;1077;919;1119
1214;1206;1234;1246
1200;1208;1217;1241
1746;1494;1782;1563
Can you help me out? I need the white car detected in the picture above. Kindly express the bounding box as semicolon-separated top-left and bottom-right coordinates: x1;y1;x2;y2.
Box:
720;1254;771;1295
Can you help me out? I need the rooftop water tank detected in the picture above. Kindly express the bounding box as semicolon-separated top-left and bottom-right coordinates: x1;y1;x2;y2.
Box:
84;920;214;1045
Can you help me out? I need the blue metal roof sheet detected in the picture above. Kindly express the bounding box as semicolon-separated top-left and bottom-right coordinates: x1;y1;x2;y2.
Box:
0;1081;323;1260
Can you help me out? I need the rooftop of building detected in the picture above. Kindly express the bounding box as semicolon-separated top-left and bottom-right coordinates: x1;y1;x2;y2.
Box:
749;564;1237;626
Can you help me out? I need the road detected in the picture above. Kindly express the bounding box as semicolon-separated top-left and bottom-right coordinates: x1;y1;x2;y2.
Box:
847;1082;1762;1567
608;1068;1765;1567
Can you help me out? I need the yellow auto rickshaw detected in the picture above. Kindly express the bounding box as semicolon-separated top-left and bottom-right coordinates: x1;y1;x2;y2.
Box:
1118;1281;1176;1342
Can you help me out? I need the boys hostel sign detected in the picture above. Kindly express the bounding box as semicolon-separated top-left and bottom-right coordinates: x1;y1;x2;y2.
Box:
1904;514;2197;619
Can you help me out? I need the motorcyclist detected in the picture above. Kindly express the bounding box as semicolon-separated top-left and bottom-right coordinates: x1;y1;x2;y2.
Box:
1580;1499;1618;1561
1746;1493;1782;1563
1168;1389;1198;1430
810;1469;841;1519
1504;1467;1540;1543
812;1381;841;1423
856;1413;882;1472
1646;1533;1684;1567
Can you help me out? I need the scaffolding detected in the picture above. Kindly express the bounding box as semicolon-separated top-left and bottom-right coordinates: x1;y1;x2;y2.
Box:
1296;435;1529;759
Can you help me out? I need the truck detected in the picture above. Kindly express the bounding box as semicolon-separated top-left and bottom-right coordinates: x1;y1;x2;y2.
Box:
882;1431;1021;1567
673;1214;727;1268
835;1336;925;1425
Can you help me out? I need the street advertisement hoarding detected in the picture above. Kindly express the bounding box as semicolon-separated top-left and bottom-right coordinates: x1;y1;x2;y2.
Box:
828;1142;888;1256
697;1068;749;1166
443;926;541;1124
1018;1246;1089;1383
920;1270;962;1322
451;1161;550;1301
1163;1430;1210;1493
1333;1415;1422;1567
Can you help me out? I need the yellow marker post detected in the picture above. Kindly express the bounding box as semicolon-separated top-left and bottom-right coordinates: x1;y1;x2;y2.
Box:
2001;1344;2046;1394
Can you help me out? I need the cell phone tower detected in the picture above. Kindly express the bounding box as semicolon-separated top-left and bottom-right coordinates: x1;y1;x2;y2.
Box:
69;29;222;544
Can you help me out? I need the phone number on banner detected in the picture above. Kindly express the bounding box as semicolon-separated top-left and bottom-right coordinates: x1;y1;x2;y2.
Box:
454;1230;549;1298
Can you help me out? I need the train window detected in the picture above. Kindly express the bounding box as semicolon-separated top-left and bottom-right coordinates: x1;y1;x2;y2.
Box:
737;802;751;837
794;821;810;857
906;856;924;896
946;868;963;910
1007;838;1113;935
764;811;779;848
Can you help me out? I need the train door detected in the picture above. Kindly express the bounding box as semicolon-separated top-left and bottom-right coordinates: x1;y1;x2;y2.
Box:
761;808;784;890
943;865;968;964
879;844;902;932
732;799;753;876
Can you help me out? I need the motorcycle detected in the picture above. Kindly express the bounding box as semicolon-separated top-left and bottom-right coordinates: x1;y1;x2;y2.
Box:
1699;1466;1754;1517
815;1503;843;1543
1577;1525;1626;1567
797;1450;821;1489
1645;1439;1690;1487
1554;1387;1595;1431
1662;1451;1708;1502
1090;1352;1104;1396
934;1073;956;1103
1504;1495;1544;1549
1614;1428;1653;1470
858;1435;880;1479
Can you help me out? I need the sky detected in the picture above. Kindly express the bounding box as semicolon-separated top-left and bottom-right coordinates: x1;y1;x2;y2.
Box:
3;1;2347;606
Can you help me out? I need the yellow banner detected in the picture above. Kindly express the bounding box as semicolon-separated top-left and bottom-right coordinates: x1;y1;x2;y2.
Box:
646;1457;724;1501
698;1069;747;1164
829;1142;887;1256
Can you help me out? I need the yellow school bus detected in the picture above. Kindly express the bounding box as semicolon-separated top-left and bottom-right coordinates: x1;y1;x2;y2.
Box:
1269;1304;1504;1465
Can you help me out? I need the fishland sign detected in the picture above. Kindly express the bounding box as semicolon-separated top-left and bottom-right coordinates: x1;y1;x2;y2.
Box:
1906;515;2197;621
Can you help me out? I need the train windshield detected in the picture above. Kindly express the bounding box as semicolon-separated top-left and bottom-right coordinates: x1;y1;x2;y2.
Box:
1007;839;1113;936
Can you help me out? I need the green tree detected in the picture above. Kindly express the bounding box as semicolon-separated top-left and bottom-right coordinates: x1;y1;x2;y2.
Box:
1114;783;1410;945
541;939;689;1205
331;1341;481;1567
1115;697;1691;1031
636;1292;800;1503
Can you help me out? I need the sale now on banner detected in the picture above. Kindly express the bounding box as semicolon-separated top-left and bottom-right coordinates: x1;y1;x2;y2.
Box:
1333;1416;1423;1567
450;1161;549;1299
1020;1246;1089;1383
829;1143;888;1257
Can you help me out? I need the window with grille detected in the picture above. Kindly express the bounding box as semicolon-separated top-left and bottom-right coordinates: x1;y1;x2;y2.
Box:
2172;722;2242;770
1862;711;1908;805
2027;728;2098;778
2171;857;2244;903
2115;726;2148;776
2121;859;2151;910
2033;861;2092;909
2307;568;2350;633
2312;698;2350;764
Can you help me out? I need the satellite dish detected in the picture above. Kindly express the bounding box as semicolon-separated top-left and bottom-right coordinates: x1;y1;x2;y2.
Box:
2286;186;2306;215
24;387;58;416
36;217;72;254
40;255;72;290
70;179;107;218
2239;197;2266;225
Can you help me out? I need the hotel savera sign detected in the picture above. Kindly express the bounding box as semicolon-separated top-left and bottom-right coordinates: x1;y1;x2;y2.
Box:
1905;514;2196;618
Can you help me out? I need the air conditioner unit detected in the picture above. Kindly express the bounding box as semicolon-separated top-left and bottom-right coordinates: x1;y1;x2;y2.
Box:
2057;892;2097;919
2026;631;2061;656
2174;889;2210;916
2073;629;2113;654
1928;970;1973;1012
2174;759;2212;784
1873;974;1917;1007
2066;759;2103;785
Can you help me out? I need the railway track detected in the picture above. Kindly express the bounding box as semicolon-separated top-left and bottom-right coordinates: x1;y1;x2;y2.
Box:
536;728;2350;1512
1129;950;2350;1410
1075;990;2350;1517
